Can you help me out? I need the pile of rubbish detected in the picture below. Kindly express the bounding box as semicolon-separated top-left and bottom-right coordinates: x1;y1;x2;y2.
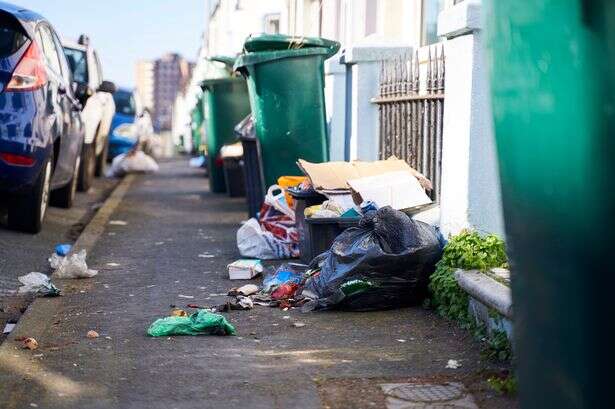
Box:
236;156;438;262
233;207;443;312
16;244;101;298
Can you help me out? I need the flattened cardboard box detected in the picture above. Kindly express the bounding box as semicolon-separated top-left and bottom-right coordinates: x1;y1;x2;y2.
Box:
297;157;424;191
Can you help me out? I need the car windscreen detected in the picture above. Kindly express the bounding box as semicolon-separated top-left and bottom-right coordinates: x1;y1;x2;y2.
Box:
63;47;88;84
113;90;136;116
0;12;28;58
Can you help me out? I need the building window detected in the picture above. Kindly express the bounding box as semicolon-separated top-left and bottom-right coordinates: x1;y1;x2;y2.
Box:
263;13;281;34
422;0;445;45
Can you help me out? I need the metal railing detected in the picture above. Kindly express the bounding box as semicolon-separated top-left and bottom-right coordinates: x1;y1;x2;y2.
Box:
372;45;445;201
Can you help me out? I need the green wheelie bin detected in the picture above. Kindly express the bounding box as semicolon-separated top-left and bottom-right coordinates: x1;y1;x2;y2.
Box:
234;34;340;188
486;1;614;407
201;57;251;193
191;95;205;155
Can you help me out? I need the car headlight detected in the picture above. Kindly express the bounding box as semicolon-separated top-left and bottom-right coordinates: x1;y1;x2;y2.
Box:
113;123;137;141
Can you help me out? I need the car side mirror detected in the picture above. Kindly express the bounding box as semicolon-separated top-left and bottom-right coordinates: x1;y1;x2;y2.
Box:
98;80;117;94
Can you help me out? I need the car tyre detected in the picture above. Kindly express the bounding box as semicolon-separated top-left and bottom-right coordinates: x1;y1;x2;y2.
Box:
78;143;95;192
7;157;52;234
95;138;108;177
50;154;80;209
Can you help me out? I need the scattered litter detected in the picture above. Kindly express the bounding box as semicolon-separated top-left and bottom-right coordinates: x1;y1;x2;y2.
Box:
198;253;215;258
51;249;98;279
238;296;253;309
54;244;72;257
227;260;263;280
228;284;259;297
170;309;188;317
155;242;164;245
300;207;442;311
178;295;194;299
23;337;38;350
189;155;206;168
18;272;61;297
107;150;159;177
109;220;128;226
262;264;306;294
446;359;462;369
214;296;254;312
292;322;306;328
282;316;290;320
271;283;299;300
397;339;407;343
104;336;112;340
106;263;120;267
86;330;99;339
3;323;16;334
147;309;236;337
32;354;43;358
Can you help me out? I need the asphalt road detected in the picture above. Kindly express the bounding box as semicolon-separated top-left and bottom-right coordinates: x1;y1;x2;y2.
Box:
0;158;516;409
0;176;119;337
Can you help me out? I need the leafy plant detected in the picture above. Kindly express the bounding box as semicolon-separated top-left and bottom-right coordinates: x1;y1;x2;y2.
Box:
487;373;517;395
483;329;513;362
429;230;508;324
428;230;513;362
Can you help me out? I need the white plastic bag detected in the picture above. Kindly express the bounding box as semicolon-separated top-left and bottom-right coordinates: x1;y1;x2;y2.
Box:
265;185;295;220
18;272;61;296
52;249;98;279
107;151;159;177
236;218;296;260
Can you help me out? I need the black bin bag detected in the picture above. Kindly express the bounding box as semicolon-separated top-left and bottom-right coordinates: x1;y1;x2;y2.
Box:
301;206;443;311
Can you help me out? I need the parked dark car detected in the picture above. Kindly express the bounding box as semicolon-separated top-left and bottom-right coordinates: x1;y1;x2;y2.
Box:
0;2;84;233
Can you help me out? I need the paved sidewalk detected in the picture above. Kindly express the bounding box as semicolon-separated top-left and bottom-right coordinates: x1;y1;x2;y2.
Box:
0;159;515;409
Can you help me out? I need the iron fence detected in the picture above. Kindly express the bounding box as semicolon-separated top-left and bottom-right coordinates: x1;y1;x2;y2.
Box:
372;45;445;201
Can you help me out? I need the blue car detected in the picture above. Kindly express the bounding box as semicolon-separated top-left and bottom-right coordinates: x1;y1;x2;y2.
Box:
108;88;137;159
0;2;84;233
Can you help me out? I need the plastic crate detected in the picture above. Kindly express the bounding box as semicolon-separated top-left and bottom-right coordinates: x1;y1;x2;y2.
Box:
302;217;360;264
288;187;327;263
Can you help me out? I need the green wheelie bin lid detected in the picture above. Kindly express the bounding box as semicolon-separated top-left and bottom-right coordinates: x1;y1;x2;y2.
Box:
208;55;237;74
242;33;340;56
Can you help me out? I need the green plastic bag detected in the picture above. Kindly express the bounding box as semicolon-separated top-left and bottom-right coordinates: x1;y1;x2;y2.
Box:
147;309;236;337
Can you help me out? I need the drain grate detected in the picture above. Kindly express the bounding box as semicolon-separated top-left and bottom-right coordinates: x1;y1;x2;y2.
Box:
387;383;465;402
380;382;478;409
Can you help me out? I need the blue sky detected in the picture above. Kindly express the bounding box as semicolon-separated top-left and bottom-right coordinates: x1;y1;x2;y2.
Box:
14;0;205;88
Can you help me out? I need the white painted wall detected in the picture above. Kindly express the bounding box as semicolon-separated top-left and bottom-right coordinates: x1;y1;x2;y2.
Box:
437;0;505;237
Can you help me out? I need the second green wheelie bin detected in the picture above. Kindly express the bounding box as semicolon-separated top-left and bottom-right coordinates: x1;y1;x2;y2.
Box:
201;59;251;193
234;34;340;188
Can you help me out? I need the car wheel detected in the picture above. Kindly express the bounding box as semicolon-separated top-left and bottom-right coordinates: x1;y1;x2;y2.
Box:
50;154;80;209
7;157;52;234
95;138;108;177
78;143;95;192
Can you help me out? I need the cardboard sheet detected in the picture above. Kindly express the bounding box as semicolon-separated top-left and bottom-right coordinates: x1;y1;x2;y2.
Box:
297;157;422;191
347;171;432;210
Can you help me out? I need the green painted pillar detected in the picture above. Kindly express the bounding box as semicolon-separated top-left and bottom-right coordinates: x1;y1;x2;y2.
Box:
486;0;614;407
